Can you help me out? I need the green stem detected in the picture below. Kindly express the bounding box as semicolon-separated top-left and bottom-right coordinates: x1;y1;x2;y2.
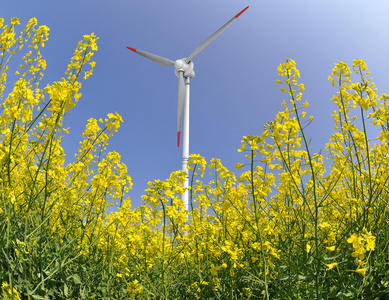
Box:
287;78;320;298
250;150;269;300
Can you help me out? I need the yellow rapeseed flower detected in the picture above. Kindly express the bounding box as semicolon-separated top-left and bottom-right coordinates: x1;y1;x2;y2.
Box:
236;163;245;169
326;262;338;270
355;268;367;275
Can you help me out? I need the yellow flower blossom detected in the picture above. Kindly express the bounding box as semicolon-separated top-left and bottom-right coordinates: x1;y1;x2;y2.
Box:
326;262;338;270
355;268;367;275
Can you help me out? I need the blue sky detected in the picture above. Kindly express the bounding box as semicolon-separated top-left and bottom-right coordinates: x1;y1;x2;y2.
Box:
3;1;389;207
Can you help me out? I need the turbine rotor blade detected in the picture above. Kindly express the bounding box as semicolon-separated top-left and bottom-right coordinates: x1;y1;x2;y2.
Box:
177;71;185;147
126;47;175;66
187;6;249;62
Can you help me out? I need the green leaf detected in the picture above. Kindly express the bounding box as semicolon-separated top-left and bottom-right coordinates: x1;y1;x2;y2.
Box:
279;276;290;281
323;253;342;261
64;283;68;296
67;274;82;285
338;291;354;297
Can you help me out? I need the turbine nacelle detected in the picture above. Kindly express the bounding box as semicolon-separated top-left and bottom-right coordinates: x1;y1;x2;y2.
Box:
174;58;195;78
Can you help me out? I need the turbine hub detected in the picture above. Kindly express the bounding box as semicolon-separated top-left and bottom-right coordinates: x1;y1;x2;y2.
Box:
174;58;195;78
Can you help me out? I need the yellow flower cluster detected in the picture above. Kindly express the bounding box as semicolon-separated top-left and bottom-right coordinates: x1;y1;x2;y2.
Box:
0;18;132;297
1;282;21;300
347;230;376;274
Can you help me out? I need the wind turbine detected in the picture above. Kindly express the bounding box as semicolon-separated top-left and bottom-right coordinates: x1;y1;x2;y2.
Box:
127;6;249;211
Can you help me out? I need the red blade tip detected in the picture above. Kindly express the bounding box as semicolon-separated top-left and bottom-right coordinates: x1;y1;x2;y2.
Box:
126;47;137;52
235;6;249;19
177;131;181;147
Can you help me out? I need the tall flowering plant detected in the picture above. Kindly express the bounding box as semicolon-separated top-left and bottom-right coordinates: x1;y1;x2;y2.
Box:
0;17;131;299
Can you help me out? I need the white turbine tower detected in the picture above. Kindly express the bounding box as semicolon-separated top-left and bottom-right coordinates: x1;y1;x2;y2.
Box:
127;6;249;211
